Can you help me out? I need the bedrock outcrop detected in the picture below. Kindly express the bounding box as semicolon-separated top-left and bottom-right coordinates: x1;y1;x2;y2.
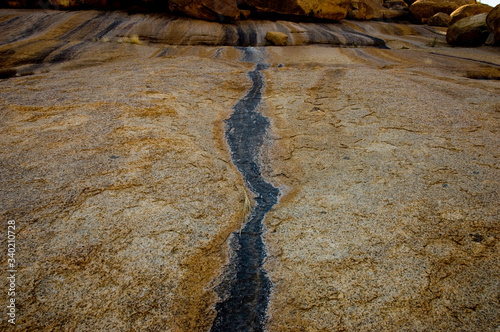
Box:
0;8;499;332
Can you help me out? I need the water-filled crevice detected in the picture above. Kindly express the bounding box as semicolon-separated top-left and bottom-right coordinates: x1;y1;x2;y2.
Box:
211;48;279;332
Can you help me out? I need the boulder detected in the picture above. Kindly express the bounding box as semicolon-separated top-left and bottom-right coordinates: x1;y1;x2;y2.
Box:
486;4;500;45
428;12;450;26
449;3;493;26
410;0;474;23
384;0;408;10
241;0;351;21
266;31;289;45
348;0;384;20
348;0;407;20
378;8;409;19
446;12;489;46
169;0;240;21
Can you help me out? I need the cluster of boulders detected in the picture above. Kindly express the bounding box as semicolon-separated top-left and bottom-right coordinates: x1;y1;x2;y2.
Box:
1;0;498;47
2;0;411;21
410;0;499;46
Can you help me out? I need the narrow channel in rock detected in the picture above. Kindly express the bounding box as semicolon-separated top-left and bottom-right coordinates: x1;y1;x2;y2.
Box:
211;48;280;332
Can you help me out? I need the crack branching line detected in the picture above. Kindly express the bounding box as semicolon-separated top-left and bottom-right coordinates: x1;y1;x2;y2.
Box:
211;48;280;332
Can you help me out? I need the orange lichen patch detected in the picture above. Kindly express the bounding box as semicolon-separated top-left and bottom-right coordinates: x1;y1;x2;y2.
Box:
131;106;178;117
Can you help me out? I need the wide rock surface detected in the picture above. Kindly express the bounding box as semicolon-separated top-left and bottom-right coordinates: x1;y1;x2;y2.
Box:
0;8;499;332
263;46;500;331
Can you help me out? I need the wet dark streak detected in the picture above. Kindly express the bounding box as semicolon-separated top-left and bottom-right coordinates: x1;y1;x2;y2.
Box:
429;52;500;67
211;48;279;332
57;12;106;40
91;18;124;40
0;12;62;46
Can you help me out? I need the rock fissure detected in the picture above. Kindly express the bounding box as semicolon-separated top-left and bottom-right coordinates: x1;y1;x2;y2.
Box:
211;48;280;332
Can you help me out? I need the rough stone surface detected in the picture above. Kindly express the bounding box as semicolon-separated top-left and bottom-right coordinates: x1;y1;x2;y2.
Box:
428;12;450;26
0;48;249;332
410;0;474;22
0;8;499;332
168;0;240;21
446;13;490;46
449;3;493;26
266;31;289;45
486;4;500;45
263;46;500;331
242;0;351;21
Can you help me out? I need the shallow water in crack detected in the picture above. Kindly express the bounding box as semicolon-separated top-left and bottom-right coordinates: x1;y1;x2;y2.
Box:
211;47;279;332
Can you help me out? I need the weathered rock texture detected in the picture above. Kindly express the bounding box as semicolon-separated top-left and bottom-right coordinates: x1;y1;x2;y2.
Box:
262;46;500;331
0;8;499;332
446;12;489;46
449;3;492;26
0;9;390;52
0;44;250;332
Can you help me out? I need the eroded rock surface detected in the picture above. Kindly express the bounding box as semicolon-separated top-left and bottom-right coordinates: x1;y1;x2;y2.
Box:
263;46;500;331
0;8;499;332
